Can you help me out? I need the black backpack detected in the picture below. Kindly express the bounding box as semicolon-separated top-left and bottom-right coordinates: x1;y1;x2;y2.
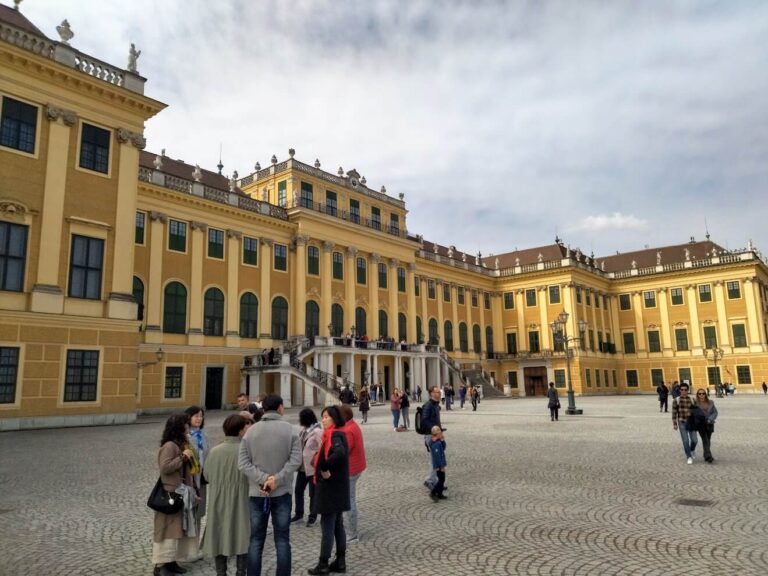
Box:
414;404;430;434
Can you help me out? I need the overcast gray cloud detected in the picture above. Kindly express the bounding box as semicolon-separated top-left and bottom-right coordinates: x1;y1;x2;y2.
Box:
20;0;768;258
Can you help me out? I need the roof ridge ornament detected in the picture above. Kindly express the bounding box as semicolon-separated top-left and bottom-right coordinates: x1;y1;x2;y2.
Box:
56;19;74;45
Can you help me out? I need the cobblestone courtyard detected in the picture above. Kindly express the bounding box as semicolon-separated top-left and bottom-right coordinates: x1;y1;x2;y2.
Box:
1;395;767;576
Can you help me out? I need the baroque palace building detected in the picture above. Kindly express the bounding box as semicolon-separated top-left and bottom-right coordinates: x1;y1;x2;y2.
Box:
1;4;767;429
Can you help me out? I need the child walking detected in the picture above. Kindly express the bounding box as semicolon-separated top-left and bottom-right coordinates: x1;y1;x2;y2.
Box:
428;425;447;502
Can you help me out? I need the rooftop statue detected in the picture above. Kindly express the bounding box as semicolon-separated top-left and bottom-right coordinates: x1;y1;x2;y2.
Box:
128;43;141;73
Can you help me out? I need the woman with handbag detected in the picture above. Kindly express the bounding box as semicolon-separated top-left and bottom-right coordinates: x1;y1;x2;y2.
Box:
694;388;719;463
547;382;560;421
184;406;209;561
152;412;199;576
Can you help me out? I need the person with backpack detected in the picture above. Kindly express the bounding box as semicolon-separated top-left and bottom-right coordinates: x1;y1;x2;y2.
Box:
419;386;443;491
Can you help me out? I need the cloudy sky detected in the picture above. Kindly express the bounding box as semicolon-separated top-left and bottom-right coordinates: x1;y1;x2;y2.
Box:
18;0;768;259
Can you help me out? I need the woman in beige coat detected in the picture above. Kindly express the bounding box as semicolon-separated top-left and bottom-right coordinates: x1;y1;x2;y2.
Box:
152;412;198;576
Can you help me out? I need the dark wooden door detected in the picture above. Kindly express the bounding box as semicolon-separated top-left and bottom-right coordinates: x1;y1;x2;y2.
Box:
205;367;224;409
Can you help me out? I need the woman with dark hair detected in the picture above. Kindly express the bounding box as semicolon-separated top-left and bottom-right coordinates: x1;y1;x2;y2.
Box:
308;405;350;575
201;414;251;576
184;405;209;561
357;388;370;424
152;412;197;576
292;408;322;526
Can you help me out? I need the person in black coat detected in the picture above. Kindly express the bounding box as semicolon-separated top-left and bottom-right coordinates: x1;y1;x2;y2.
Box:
307;405;350;575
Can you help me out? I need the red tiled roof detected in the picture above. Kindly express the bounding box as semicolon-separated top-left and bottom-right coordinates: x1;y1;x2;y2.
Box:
0;4;48;38
596;240;726;272
483;244;569;269
421;240;478;265
139;150;245;195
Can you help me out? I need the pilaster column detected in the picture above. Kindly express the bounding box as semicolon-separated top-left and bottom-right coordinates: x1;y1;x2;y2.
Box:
436;280;445;347
294;234;309;336
108;128;146;319
388;258;399;339
713;281;730;348
538;286;550;350
188;221;207;345
345;247;357;333
31;106;77;313
369;253;380;338
743;278;763;349
491;291;504;353
226;229;242;346
406;263;417;342
321;241;333;335
632;292;645;352
145;212;166;343
658;288;673;353
515;289;524;350
451;284;460;351
589;289;599;352
608;294;621;352
597;292;608;353
259;238;274;338
685;284;702;350
420;277;428;343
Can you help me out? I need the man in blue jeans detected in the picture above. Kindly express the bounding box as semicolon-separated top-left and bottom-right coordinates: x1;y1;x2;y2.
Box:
238;394;301;576
671;382;698;464
420;385;443;490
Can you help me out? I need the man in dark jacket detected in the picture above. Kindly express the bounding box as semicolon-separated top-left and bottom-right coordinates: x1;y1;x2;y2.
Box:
421;386;443;490
656;382;669;412
339;386;355;405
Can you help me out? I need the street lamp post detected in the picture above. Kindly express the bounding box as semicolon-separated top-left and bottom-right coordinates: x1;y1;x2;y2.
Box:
703;345;725;396
551;311;586;415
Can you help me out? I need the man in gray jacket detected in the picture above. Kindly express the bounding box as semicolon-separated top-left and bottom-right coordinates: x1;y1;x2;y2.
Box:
238;394;301;576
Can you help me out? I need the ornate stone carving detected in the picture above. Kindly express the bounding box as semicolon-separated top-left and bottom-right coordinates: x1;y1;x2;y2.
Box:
408;262;417;272
127;43;141;73
0;199;31;217
260;238;274;247
346;246;357;257
116;128;146;149
227;229;242;239
370;253;380;263
294;234;309;246
149;211;167;223
192;165;202;182
46;105;77;126
322;241;334;253
56;19;73;45
389;258;399;268
190;221;207;231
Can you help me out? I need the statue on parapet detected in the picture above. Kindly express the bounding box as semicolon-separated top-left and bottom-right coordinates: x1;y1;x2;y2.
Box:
128;43;141;73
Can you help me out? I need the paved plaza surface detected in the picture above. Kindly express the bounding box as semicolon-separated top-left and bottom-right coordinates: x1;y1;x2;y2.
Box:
1;395;767;576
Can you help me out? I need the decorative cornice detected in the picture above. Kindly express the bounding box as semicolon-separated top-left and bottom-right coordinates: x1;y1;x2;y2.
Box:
0;199;35;218
46;104;77;126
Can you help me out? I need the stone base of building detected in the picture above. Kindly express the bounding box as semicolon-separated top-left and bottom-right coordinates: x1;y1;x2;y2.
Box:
0;412;137;432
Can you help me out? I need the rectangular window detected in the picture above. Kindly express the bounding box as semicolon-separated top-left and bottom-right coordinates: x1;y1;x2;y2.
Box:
504;292;514;309
414;277;420;297
528;331;540;353
648;330;661;353
732;324;747;347
79;123;110;173
389;214;399;235
168;219;187;252
612;370;618;387
506;332;517;354
333;252;343;280
0;221;28;292
544;285;560;305
326;190;337;216
588;329;595;351
554;369;566;388
1;96;37;153
300;181;313;208
349;199;360;224
585;291;592;306
427;279;436;299
207;228;224;259
626;369;639;388
308;245;320;275
525;288;536;307
378;263;388;288
595;294;600;308
576;287;582;304
356;257;366;284
675;328;689;351
707;366;721;387
0;346;20;403
604;369;609;388
643;290;656;308
508;371;519;388
678;367;692;386
727;280;741;300
670;287;684;305
458;287;465;305
698;284;712;303
274;244;287;271
471;290;478;307
64;349;99;402
736;365;752;384
68;235;103;300
277;180;287;208
597;331;604;352
371;207;381;230
483;292;490;310
243;236;258;266
703;325;717;349
623;332;636;354
443;283;451;302
164;366;183;399
619;294;631;310
651;368;664;387
397;267;406;292
585;368;592;387
135;212;145;244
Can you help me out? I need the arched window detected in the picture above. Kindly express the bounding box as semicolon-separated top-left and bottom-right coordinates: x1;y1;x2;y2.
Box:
428;318;439;345
444;321;454;352
486;325;494;356
271;297;289;340
379;310;388;338
459;322;468;352
331;304;344;337
355;307;367;338
163;282;187;334
305;300;320;340
473;324;481;353
239;292;258;338
204;288;225;336
132;276;144;321
398;313;407;342
416;316;423;344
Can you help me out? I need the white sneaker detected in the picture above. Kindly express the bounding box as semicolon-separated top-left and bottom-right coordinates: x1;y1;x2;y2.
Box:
686;457;693;465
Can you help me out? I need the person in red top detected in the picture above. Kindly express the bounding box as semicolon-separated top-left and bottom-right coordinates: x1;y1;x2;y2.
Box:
338;404;367;543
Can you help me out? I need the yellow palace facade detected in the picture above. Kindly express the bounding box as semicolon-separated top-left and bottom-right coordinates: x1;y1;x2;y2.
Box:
1;5;767;429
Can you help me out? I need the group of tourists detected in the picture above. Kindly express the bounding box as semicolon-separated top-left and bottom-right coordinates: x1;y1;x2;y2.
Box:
388;388;411;430
671;382;719;464
151;395;367;576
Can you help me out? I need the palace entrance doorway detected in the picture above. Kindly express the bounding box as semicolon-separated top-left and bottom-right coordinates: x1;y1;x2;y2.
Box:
524;366;548;397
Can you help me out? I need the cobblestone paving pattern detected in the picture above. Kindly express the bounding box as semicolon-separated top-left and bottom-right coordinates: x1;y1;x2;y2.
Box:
1;395;767;576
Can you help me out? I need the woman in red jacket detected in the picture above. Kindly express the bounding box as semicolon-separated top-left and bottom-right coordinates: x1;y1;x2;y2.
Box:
339;404;367;543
